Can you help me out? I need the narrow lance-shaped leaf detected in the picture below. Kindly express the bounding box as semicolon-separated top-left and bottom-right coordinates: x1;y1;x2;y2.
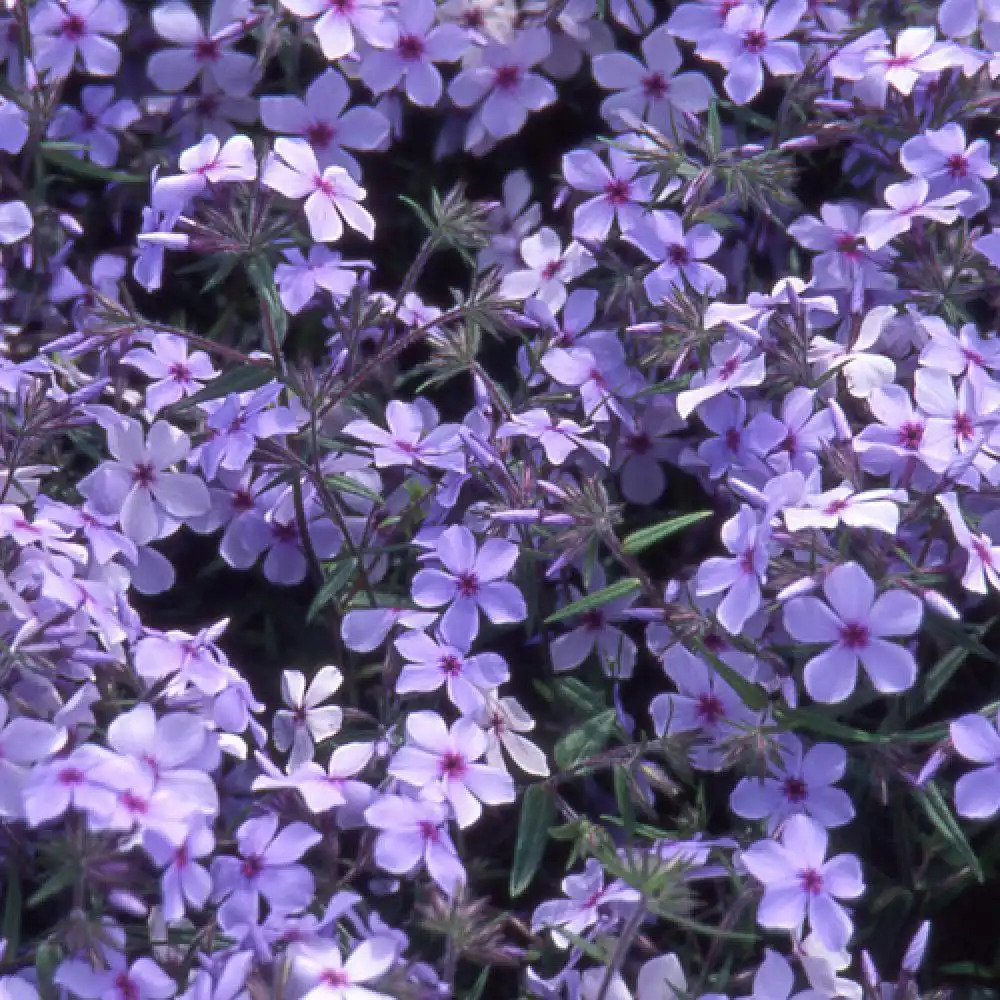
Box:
621;510;712;555
545;578;641;625
510;784;556;898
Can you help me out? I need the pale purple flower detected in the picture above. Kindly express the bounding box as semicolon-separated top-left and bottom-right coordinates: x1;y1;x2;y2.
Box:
47;86;139;168
55;955;176;1000
950;711;1000;818
730;735;855;832
531;858;640;948
133;620;232;696
153;133;257;214
279;0;394;63
697;0;806;105
211;813;321;914
260;67;390;176
626;210;725;300
742;814;865;952
562;147;655;241
256;492;343;586
343;399;465;473
592;24;714;131
938;491;1000;594
478;168;541;271
387;710;516;828
860;177;968;251
496;408;611;466
0;97;29;155
650;644;759;771
676;337;767;420
364;793;466;894
901;123;996;216
448;26;557;142
478;694;549;777
783;484;907;535
783;561;922;703
262;137;375;243
148;0;258;96
860;27;958;105
23;743;119;826
275;246;369;314
499;227;594;312
360;0;467;107
615;397;681;504
695;391;786;480
695;505;770;635
133;205;185;292
122;333;216;413
253;742;373;815
274;665;344;770
31;0;127;79
144;822;215;923
341;606;438;652
411;525;526;648
394;629;508;713
0;695;66;820
288;937;397;1000
78;418;210;546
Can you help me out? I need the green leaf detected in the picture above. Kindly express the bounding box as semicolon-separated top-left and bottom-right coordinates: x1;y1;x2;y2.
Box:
545;578;641;625
463;967;492;1000
919;643;970;711
41;146;147;184
306;558;359;623
509;784;555;897
613;765;637;838
27;866;77;909
555;710;619;771
325;472;383;505
912;781;984;883
167;364;278;411
621;511;712;555
248;258;289;350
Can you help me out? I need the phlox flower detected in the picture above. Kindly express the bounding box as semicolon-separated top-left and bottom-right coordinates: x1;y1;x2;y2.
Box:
901;122;996;216
55;955;175;1000
499;227;594;312
122;333;216;413
742;814;865;952
211;813;320;914
695;505;771;635
279;0;394;63
287;937;397;1000
0;201;33;246
144;822;215;924
950;711;1000;818
23;743;119;826
253;743;374;816
47;86;139;168
477;694;549;777
274;665;344;770
387;710;516;828
341;606;438;653
783;484;907;535
696;0;806;105
394;629;509;713
938;492;1000;594
531;858;640;948
730;735;855;832
360;0;468;107
0;694;66;820
858;27;959;105
782;561;922;703
496;407;611;467
275;246;370;314
147;0;258;96
562;147;655;241
343;399;465;473
448;26;557;142
592;24;714;132
860;177;968;251
411;525;526;648
625;210;725;300
675;338;767;421
152;134;257;214
78;417;210;546
260;67;390;176
31;0;128;79
364;793;466;894
262;138;375;244
615;397;681;504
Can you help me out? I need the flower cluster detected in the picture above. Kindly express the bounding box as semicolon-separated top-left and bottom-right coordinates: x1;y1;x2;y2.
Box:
2;0;1000;998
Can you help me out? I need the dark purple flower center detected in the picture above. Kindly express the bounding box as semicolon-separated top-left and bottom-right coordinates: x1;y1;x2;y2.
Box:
398;33;425;60
799;868;824;894
962;346;985;366
59;766;85;786
440;654;463;676
120;790;148;815
133;462;156;488
232;488;254;511
196;93;221;117
82;111;98;131
457;571;480;597
724;427;741;452
321;970;350;988
973;537;994;566
696;692;725;725
306;121;336;149
494;65;521;91
719;356;740;379
582;609;604;631
835;233;863;258
783;777;808;802
897;421;924;450
114;974;139;1000
169;362;192;383
627;431;652;455
641;72;669;99
945;153;969;178
839;621;869;649
439;751;467;778
742;29;768;53
195;38;221;62
273;521;299;543
605;178;631;204
824;498;848;516
419;819;440;842
241;854;264;880
541;258;562;280
314;173;338;197
667;243;690;266
61;15;87;40
463;8;485;28
954;412;974;440
327;0;354;10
